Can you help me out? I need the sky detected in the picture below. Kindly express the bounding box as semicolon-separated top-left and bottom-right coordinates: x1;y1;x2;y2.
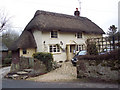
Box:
0;0;119;34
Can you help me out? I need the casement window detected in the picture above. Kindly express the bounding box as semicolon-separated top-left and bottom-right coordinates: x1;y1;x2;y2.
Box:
76;45;84;51
23;49;27;54
76;32;82;38
49;45;60;53
51;31;58;38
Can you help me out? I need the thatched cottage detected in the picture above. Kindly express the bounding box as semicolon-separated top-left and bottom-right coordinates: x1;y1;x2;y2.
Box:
10;9;104;62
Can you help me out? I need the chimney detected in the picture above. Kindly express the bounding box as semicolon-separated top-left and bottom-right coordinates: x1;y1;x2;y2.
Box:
74;8;80;16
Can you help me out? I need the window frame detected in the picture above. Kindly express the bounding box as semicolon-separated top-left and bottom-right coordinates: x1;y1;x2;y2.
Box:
49;45;60;53
76;32;82;38
76;45;84;51
51;31;58;38
23;49;27;54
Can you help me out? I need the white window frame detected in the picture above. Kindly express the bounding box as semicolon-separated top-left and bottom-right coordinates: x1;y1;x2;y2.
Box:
76;32;82;38
49;45;60;53
50;31;58;38
23;49;27;54
76;45;84;51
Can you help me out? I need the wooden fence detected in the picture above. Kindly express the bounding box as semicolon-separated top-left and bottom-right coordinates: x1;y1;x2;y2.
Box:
87;35;120;53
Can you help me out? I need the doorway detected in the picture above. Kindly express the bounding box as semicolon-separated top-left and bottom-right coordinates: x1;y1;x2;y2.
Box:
66;45;76;60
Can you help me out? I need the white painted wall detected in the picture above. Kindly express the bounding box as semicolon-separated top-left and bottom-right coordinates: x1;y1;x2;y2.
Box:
42;31;86;49
33;30;42;52
33;30;102;62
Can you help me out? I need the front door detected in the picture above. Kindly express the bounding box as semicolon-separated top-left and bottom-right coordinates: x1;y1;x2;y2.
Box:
66;45;76;60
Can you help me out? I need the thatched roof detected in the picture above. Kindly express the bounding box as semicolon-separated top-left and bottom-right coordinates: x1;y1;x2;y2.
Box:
10;10;105;51
9;30;37;51
25;10;105;34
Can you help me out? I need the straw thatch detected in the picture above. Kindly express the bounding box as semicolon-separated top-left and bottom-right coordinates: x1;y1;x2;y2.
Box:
9;30;37;50
10;10;105;50
25;10;104;34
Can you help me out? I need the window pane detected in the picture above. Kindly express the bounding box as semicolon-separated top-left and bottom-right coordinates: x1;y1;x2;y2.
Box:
79;45;81;51
49;45;52;52
23;49;27;54
57;46;60;52
76;45;78;51
49;45;60;53
51;31;58;38
77;33;82;38
53;48;56;52
76;45;83;51
53;45;56;52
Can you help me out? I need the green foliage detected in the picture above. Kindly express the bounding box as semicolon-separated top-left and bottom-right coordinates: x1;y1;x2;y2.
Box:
33;52;53;72
87;42;98;55
2;57;12;67
78;48;120;60
2;51;12;67
107;25;117;36
7;51;12;58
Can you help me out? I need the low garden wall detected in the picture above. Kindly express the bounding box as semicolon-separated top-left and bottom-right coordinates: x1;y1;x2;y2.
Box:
7;52;54;79
77;59;119;81
6;52;63;79
10;57;47;76
77;48;120;82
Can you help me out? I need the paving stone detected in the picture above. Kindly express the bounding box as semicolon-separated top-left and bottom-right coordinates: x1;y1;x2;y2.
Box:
24;69;33;72
17;71;28;75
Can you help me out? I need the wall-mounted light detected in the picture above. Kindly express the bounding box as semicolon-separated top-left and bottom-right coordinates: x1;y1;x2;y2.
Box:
43;41;45;44
60;41;63;45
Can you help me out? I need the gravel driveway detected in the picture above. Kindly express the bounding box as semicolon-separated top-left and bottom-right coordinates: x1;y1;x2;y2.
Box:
27;61;77;82
25;61;119;88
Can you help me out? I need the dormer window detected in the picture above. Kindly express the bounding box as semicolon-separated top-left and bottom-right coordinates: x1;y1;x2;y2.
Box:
76;32;82;38
51;31;58;38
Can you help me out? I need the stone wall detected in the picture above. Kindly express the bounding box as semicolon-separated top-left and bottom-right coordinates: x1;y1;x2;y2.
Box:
77;59;119;81
10;57;47;76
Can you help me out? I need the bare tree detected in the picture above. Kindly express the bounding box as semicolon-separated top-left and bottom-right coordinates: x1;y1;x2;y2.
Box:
2;29;19;48
0;9;12;32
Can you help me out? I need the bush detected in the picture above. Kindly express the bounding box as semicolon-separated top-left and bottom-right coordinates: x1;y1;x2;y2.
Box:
87;41;98;55
2;51;12;67
2;58;12;67
33;52;53;72
78;48;120;60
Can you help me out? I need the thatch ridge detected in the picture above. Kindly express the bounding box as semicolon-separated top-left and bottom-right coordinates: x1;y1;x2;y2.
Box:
25;10;105;34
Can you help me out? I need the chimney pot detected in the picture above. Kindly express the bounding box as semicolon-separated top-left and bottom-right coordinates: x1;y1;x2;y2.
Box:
74;8;80;16
76;8;78;11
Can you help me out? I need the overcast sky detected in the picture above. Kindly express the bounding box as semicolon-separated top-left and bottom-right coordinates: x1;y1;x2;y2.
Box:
0;0;119;34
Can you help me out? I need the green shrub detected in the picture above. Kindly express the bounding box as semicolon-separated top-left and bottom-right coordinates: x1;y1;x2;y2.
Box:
78;48;120;60
2;57;12;67
33;52;53;72
87;41;98;55
2;51;12;67
7;51;12;58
